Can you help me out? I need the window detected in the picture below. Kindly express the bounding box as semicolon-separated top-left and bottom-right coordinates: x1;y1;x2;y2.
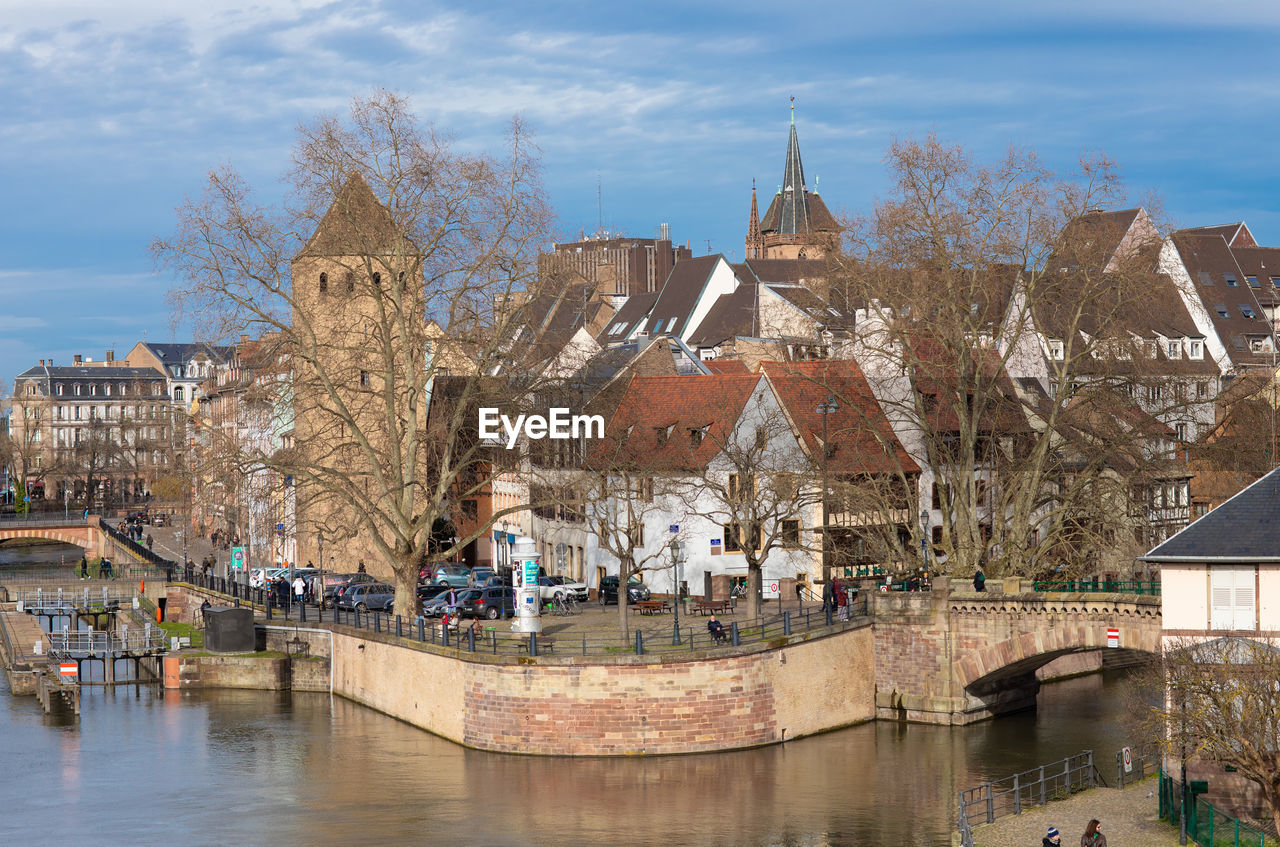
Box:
781;519;801;547
635;477;653;503
1199;271;1213;286
372;272;382;287
460;499;478;521
359;370;370;388
1166;340;1180;358
1215;304;1230;319
1147;384;1163;402
1175;422;1188;441
608;321;626;335
1226;274;1239;287
754;426;767;451
90;384;98;396
629;522;645;549
1251;337;1269;353
728;472;753;503
345;272;355;293
319;272;328;293
689;425;707;447
1272;276;1280;289
174;386;185;401
1241;305;1257;319
74;383;81;396
932;482;943;510
1248;275;1260;288
55;384;63;396
723;523;742;553
1211;566;1255;630
1047;339;1064;360
1189;340;1204;359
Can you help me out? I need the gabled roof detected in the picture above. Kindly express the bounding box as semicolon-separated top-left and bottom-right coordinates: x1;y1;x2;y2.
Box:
764;283;857;331
761;360;918;475
1171;233;1272;368
589;373;761;472
297;173;414;258
1177;221;1257;249
141;342;235;367
1047;208;1150;273
686;282;757;348
644;254;726;339
1143;465;1280;562
597;291;659;345
704;359;750;374
1228;246;1280;308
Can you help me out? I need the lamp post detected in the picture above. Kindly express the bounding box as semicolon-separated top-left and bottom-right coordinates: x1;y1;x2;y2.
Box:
816;398;839;586
919;509;930;566
669;538;685;644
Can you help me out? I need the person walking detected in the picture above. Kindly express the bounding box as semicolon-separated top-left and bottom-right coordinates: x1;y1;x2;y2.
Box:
1043;826;1061;846
1080;819;1106;847
80;555;88;579
973;569;986;592
146;533;153;551
821;580;833;613
292;573;306;607
835;579;849;620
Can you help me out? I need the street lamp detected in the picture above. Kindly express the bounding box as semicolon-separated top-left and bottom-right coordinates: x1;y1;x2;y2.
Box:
920;509;930;565
816;398;839;587
669;538;685;644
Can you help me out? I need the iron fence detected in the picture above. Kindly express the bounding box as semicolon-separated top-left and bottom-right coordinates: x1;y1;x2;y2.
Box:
21;587;137;611
46;624;168;656
1032;579;1161;595
1159;769;1275;846
957;750;1099;835
0;514;90;528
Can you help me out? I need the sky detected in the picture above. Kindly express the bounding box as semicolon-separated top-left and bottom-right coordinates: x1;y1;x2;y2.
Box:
2;0;1279;385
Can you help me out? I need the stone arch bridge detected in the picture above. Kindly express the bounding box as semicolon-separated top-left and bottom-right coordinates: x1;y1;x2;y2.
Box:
871;577;1162;724
0;517;134;563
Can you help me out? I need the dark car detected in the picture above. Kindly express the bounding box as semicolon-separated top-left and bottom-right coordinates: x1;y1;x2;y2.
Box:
416;583;454;603
338;582;395;612
598;576;651;605
458;586;515;619
321;572;376;608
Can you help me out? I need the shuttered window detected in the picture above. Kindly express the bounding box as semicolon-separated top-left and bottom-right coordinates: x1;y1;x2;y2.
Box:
1210;566;1256;630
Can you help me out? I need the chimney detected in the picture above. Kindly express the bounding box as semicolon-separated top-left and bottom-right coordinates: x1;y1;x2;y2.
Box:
240;334;249;344
106;350;114;362
39;359;45;367
74;354;82;365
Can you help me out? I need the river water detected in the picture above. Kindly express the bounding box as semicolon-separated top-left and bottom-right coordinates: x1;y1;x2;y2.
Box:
3;542;1147;847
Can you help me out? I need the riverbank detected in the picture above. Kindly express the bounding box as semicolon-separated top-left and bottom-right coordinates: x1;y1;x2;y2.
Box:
972;777;1180;847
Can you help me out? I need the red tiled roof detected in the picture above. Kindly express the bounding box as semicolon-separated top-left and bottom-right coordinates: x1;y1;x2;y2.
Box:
760;360;918;475
704;359;750;374
589;374;761;471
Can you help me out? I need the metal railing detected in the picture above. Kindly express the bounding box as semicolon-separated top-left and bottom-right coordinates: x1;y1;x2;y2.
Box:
1116;742;1161;788
46;625;169;656
1032;579;1161;595
0;514;90;528
21;587;135;611
101;520;179;569
957;750;1099;839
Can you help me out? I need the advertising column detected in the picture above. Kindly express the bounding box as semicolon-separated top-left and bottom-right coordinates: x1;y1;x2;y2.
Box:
511;536;542;634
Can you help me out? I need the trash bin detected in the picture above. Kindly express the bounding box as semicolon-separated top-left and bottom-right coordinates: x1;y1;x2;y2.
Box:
204;607;255;653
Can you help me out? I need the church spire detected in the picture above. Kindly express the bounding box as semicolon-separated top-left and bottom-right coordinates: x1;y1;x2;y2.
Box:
745;179;763;260
778;97;810;236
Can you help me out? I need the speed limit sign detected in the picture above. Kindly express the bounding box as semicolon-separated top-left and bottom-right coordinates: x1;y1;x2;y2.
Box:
765;580;780;597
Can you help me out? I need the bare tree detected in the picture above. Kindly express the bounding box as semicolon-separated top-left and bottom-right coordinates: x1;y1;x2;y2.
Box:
828;135;1188;579
155;91;558;618
1145;637;1280;836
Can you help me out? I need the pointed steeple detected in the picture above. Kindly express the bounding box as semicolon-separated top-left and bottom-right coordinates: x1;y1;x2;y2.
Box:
745;179;763;260
778;97;810;236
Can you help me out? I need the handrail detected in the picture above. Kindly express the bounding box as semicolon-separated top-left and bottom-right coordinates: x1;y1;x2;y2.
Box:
957;750;1096;832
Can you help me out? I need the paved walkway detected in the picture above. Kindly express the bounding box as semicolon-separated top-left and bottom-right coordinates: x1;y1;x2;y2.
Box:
972;778;1180;847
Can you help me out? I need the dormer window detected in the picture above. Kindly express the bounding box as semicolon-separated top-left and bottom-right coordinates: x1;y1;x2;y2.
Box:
1047;339;1064;360
74;383;81;396
1166;340;1180;359
1189;339;1204;359
1226;274;1239;287
1216;304;1230;319
1248;275;1260;288
55;384;63;396
1241;305;1257;320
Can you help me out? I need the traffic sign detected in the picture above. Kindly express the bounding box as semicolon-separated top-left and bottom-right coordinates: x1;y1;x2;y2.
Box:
1107;627;1120;648
765;580;780;597
59;662;77;677
669;524;679;533
1122;746;1133;773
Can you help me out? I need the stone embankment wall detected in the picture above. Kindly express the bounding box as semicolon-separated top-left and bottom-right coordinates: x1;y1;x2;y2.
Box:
330;622;875;755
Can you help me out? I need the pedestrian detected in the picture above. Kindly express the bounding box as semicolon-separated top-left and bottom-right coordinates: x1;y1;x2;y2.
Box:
1080;820;1105;847
80;555;88;579
1043;826;1061;847
358;559;367;574
821;580;833;612
794;580;804;603
973;569;986;592
293;573;306;606
146;533;153;551
835;577;849;620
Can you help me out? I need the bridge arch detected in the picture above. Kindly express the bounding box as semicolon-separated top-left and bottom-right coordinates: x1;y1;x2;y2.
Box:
0;523;109;560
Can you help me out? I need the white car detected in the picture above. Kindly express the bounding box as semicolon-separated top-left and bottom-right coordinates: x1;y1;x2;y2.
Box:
537;575;589;602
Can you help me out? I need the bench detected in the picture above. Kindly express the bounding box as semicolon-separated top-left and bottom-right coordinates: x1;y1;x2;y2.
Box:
519;637;555;654
707;623;729;644
691;599;733;616
631;600;671;615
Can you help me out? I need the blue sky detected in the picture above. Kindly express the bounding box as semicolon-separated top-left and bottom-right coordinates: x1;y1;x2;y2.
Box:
2;0;1279;385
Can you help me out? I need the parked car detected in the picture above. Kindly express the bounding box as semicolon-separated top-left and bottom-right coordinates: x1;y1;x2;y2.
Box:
338;582;396;612
321;572;376;608
416;583;454;603
598;575;651;605
432;564;472;587
537;575;588;602
422;588;478;617
458;586;515;619
470;567;495;586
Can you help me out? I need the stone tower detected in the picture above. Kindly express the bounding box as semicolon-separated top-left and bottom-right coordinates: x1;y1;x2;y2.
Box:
745;180;764;260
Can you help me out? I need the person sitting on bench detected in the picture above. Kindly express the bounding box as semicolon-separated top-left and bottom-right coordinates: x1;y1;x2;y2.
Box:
707;614;727;644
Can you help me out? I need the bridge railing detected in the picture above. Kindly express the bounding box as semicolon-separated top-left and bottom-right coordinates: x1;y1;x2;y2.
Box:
21;587;136;611
957;750;1098;838
0;514;90;529
1032;579;1161;596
